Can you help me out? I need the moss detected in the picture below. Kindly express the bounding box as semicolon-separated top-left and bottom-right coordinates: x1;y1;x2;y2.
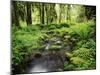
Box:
50;45;62;49
65;52;73;58
70;57;85;65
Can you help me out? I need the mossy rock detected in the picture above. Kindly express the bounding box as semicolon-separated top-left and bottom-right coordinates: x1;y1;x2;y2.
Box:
50;45;62;49
70;57;85;65
64;35;71;39
34;52;42;58
65;52;73;58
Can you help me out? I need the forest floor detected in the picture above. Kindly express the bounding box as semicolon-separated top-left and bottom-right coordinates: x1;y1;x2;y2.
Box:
12;20;96;74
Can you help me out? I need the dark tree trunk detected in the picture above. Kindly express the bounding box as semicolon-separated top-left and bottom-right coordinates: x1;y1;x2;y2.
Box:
12;1;20;27
59;7;61;23
41;3;45;24
45;4;49;24
59;4;63;23
26;2;32;25
45;4;56;24
67;5;71;20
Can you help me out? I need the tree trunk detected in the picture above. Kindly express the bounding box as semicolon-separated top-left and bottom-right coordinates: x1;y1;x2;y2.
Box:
39;3;42;24
26;2;32;25
59;4;62;23
67;5;71;20
45;4;49;24
13;1;20;27
41;3;45;24
49;4;57;23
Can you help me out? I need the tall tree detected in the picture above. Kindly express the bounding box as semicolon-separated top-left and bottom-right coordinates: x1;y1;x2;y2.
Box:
45;3;57;24
26;2;32;25
55;4;60;23
12;1;20;27
41;3;45;24
59;4;67;23
49;4;57;23
45;3;49;24
67;5;71;20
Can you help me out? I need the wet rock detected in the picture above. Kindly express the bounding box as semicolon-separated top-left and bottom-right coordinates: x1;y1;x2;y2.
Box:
34;53;42;59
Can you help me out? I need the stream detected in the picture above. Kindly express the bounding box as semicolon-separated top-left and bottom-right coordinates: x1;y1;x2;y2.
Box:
13;36;72;74
26;52;64;73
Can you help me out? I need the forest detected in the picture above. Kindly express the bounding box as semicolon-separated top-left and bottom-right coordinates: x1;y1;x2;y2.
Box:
12;1;96;74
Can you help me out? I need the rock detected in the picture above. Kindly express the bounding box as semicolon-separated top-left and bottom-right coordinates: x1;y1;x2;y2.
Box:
34;53;42;59
64;35;71;39
70;57;85;65
50;45;62;50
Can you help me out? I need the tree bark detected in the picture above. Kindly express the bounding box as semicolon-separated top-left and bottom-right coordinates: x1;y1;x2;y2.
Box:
13;1;20;27
26;2;32;25
67;5;71;20
41;3;45;24
45;4;49;24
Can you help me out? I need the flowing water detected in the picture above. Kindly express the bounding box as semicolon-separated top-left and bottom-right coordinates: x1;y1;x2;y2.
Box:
26;52;64;73
13;36;72;74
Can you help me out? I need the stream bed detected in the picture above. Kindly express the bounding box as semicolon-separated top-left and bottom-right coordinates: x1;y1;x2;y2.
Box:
12;36;73;74
25;52;64;73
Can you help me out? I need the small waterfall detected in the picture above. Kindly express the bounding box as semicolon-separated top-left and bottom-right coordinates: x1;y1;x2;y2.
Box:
29;64;48;73
45;43;51;50
55;40;61;44
45;37;61;50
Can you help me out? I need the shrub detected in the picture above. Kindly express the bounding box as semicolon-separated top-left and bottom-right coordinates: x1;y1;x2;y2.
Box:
73;48;93;59
70;23;92;40
72;47;96;69
64;38;96;70
55;27;71;37
59;23;70;28
12;26;46;65
85;20;96;27
76;39;96;57
47;24;57;30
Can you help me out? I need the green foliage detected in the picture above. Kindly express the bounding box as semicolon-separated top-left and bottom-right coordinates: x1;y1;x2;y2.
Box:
59;23;70;28
76;39;96;49
12;25;46;65
70;57;85;65
46;23;69;30
56;27;70;37
64;38;96;70
47;24;57;30
86;20;96;27
66;20;77;26
70;39;96;69
73;48;94;60
64;62;75;71
70;23;92;40
65;52;73;58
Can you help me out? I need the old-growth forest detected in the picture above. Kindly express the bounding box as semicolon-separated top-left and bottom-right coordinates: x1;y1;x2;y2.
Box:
12;1;96;74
